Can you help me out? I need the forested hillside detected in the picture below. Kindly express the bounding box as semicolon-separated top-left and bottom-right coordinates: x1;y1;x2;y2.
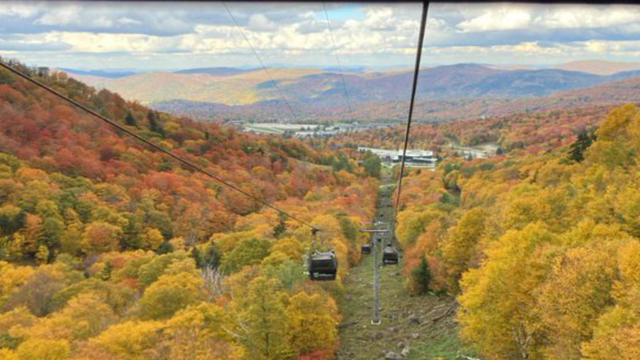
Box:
0;63;378;359
394;104;640;359
327;104;611;160
4;57;640;360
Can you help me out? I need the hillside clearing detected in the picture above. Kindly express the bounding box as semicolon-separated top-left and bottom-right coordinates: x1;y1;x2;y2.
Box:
336;171;477;360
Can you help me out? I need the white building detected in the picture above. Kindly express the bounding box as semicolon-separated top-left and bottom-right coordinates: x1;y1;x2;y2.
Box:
357;147;437;163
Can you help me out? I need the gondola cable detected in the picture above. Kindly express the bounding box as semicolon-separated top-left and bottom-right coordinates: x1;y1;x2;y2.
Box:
394;1;428;211
0;60;318;233
321;2;353;115
221;2;300;123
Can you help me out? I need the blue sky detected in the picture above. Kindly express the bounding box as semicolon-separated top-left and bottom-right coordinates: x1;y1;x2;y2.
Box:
2;2;640;71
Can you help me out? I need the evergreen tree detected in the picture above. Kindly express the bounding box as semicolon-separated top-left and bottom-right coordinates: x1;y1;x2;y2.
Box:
147;110;164;136
100;261;112;281
568;129;596;162
191;246;204;268
124;111;137;126
203;243;221;269
155;240;174;254
362;152;381;178
273;213;287;238
411;257;432;294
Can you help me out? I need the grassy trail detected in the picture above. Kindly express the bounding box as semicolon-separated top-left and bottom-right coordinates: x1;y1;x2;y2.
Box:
336;170;475;360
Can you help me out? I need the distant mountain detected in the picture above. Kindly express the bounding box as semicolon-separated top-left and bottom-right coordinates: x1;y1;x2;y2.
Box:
57;68;138;78
174;67;255;76
322;66;367;73
153;75;640;124
459;69;603;97
65;63;640;122
486;64;535;71
554;60;640;75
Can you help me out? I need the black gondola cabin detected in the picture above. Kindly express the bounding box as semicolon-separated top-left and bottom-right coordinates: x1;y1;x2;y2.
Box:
383;244;398;265
309;250;338;281
361;242;372;254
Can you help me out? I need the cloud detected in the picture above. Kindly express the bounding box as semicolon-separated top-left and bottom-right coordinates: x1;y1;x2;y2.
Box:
533;6;640;29
457;6;532;32
0;3;42;18
455;4;640;34
248;14;278;32
0;39;71;51
35;4;81;26
3;2;640;70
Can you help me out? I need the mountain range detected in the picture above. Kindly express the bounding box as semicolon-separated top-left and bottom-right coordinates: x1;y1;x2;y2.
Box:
62;60;640;122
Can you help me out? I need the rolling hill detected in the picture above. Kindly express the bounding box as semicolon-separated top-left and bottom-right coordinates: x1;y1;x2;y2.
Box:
152;74;640;124
64;63;640;123
554;59;640;75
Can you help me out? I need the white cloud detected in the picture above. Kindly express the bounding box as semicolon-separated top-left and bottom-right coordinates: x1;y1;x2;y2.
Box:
117;17;142;26
5;2;640;69
248;14;277;32
533;6;640;29
456;4;640;33
457;6;532;32
35;4;81;26
0;3;41;18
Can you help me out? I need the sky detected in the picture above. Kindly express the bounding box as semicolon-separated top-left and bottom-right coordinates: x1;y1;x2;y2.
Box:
2;1;640;71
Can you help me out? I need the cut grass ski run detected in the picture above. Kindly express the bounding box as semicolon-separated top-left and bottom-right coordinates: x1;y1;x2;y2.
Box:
336;170;477;360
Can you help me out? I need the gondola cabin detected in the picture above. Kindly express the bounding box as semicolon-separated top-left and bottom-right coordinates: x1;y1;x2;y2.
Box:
309;250;338;281
361;242;372;255
382;244;398;265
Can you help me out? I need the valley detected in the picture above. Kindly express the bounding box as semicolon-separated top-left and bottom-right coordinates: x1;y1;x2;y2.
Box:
241;121;394;138
63;63;640;124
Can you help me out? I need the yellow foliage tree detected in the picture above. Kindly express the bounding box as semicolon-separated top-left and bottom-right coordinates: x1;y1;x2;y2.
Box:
0;349;18;360
535;242;619;360
286;291;340;355
28;292;116;341
16;338;70;360
458;223;556;360
92;320;163;360
141;228;164;250
161;302;243;360
138;272;206;320
235;276;290;360
582;240;640;358
442;208;486;290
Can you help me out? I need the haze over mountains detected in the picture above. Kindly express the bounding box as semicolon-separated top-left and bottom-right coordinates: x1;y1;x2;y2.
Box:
63;60;640;123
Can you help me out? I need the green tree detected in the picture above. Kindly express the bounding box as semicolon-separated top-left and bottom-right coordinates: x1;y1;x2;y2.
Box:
0;205;25;236
124;111;137;126
411;257;432;294
220;238;271;274
362;152;381;178
147;110;164;136
568;129;596;162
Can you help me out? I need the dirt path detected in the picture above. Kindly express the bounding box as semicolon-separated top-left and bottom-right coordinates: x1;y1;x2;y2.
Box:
336;171;475;360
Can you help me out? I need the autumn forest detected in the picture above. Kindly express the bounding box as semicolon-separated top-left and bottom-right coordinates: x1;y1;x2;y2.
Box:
2;51;640;360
